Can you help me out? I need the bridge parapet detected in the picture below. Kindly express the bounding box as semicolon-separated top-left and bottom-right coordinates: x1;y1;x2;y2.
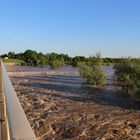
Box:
0;61;10;140
1;61;36;140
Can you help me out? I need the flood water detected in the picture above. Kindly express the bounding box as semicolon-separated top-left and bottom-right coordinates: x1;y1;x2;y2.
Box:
7;65;140;110
6;65;140;139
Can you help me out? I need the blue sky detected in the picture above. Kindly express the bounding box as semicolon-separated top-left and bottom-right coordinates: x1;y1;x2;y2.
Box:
0;0;140;57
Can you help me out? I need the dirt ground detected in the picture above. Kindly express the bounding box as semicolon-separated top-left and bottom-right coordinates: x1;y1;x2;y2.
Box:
7;65;140;140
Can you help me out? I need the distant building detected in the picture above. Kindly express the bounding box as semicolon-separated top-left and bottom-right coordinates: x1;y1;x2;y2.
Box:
4;57;8;59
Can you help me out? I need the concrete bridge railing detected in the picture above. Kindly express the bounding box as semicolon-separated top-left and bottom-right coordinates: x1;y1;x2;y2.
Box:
1;61;36;140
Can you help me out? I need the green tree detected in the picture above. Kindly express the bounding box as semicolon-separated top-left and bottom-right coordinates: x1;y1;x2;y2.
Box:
8;52;16;59
23;50;38;66
71;59;78;67
49;59;63;69
79;53;106;85
59;55;65;66
114;58;140;93
48;53;65;69
37;52;47;66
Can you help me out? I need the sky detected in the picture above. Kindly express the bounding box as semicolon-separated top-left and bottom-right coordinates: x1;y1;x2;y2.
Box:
0;0;140;57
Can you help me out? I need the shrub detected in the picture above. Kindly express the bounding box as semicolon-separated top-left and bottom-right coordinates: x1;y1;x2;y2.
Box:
79;53;106;85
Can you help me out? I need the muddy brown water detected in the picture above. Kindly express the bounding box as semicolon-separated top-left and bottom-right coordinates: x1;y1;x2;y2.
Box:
6;65;140;140
7;65;140;110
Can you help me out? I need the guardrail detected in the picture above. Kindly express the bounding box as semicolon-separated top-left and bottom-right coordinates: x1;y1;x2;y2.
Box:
1;61;36;140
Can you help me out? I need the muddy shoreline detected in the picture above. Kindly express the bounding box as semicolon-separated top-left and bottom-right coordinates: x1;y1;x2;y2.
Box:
7;65;140;140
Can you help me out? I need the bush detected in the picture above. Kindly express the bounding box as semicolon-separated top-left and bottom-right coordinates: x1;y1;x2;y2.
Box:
49;59;64;69
71;59;78;67
79;53;106;85
80;65;106;85
114;58;140;93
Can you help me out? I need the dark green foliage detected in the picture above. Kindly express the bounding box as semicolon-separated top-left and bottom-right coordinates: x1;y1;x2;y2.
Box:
8;52;16;59
80;65;106;85
37;52;48;66
1;49;139;92
71;59;78;67
23;50;38;66
2;50;138;67
79;53;106;85
47;53;64;69
102;58;121;65
114;58;140;94
49;59;64;69
71;56;87;67
1;50;67;67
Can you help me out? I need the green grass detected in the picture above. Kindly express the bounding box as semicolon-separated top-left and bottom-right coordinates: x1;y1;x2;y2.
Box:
3;59;25;65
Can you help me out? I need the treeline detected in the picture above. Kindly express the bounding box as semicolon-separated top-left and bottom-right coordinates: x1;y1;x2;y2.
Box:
1;50;140;96
1;50;123;67
1;50;86;68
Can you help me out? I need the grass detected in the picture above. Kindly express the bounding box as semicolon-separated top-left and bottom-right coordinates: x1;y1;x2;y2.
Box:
3;59;25;65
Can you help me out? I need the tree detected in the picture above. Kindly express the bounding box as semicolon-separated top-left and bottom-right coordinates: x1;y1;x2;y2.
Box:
49;59;63;69
48;53;65;69
8;52;16;59
59;55;65;66
23;50;38;66
71;59;78;67
79;53;106;85
38;56;46;66
114;58;140;93
37;52;47;66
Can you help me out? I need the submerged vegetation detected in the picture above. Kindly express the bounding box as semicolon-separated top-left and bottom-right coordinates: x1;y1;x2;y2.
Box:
1;49;140;96
114;58;140;95
80;53;106;85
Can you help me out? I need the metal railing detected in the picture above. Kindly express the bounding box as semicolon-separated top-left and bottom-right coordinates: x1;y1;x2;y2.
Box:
1;61;36;140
